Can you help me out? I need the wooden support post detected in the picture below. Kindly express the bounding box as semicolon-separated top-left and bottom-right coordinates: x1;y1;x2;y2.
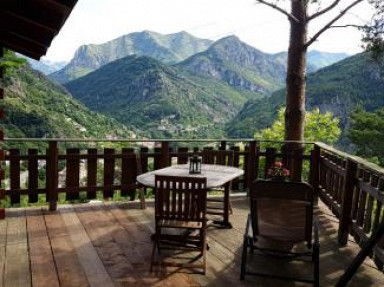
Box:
338;159;357;246
10;149;21;205
246;141;257;189
160;141;170;168
0;47;4;219
292;147;303;182
46;141;59;211
220;141;226;151
310;145;320;206
264;147;276;178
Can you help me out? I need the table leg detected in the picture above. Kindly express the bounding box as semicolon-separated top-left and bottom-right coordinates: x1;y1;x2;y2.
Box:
211;182;232;228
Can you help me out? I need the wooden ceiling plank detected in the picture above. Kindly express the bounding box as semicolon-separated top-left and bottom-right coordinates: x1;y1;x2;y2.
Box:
0;10;56;33
0;40;41;60
1;1;65;32
0;32;46;58
0;11;54;46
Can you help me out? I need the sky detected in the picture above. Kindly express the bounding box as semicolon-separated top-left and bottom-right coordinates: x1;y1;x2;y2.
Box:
44;0;375;62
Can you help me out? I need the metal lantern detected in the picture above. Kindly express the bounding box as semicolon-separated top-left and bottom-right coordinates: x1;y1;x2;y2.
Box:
189;154;202;174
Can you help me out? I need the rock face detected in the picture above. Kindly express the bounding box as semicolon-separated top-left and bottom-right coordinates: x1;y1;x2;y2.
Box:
49;31;213;84
178;36;286;95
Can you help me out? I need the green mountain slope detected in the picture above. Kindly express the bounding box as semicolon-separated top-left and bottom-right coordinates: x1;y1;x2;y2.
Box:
65;55;238;138
178;36;286;97
4;65;134;141
227;53;384;145
50;31;213;84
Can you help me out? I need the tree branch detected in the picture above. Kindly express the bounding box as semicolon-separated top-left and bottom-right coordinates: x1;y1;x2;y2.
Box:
255;0;300;23
305;0;364;48
307;0;342;21
330;24;363;29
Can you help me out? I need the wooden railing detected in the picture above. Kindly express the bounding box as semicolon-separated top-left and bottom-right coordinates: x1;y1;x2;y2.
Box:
2;138;384;270
1;138;314;208
316;142;384;271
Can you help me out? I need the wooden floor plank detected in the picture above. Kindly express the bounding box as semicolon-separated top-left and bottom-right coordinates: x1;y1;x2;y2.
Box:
44;210;90;287
0;218;7;287
59;206;114;287
1;197;384;287
106;203;200;287
26;208;60;287
4;209;31;287
74;204;140;286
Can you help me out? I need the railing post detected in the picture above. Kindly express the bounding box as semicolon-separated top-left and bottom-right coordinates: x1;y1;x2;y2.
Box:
246;141;257;189
160;141;170;168
220;141;226;150
338;159;357;246
0;47;4;219
310;145;321;206
47;141;58;211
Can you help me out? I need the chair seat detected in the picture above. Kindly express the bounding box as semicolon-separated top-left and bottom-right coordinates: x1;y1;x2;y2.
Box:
159;219;203;229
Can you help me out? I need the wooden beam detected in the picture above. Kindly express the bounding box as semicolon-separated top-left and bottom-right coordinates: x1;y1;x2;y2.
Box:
39;0;78;12
0;31;46;59
0;46;4;220
0;10;56;46
0;1;67;32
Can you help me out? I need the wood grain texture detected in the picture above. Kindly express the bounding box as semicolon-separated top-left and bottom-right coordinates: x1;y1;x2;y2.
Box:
4;209;30;287
44;210;90;287
26;208;60;287
60;206;114;287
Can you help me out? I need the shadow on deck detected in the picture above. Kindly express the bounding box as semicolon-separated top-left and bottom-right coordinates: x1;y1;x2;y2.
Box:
0;196;383;287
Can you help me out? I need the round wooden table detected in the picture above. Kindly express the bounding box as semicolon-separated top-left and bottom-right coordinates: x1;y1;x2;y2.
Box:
137;164;244;228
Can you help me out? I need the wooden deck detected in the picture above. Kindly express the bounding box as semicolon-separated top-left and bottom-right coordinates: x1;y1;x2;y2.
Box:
0;196;383;287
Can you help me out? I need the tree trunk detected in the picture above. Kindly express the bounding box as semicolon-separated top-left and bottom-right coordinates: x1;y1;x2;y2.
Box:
285;0;307;142
285;1;308;180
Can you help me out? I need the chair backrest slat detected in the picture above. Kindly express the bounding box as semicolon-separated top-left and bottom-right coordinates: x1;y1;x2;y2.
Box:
250;180;314;244
202;150;234;166
155;175;207;222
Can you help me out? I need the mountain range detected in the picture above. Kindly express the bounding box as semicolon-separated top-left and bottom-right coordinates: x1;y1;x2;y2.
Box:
7;30;378;150
64;35;290;137
50;31;213;84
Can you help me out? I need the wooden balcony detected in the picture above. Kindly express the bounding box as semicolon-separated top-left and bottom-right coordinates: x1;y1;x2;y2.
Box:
1;138;384;286
1;197;384;287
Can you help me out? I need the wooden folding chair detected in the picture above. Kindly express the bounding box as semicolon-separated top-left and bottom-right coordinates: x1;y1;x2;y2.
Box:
202;149;234;227
151;175;208;274
240;180;319;286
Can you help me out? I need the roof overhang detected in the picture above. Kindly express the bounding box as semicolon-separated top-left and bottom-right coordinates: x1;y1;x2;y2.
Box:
0;0;78;60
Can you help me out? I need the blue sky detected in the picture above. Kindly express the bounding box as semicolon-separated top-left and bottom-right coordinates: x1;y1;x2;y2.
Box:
44;0;374;62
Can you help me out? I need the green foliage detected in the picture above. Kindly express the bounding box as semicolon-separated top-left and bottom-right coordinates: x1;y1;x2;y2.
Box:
228;52;384;149
255;108;340;148
3;64;135;151
0;49;26;70
349;107;384;165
